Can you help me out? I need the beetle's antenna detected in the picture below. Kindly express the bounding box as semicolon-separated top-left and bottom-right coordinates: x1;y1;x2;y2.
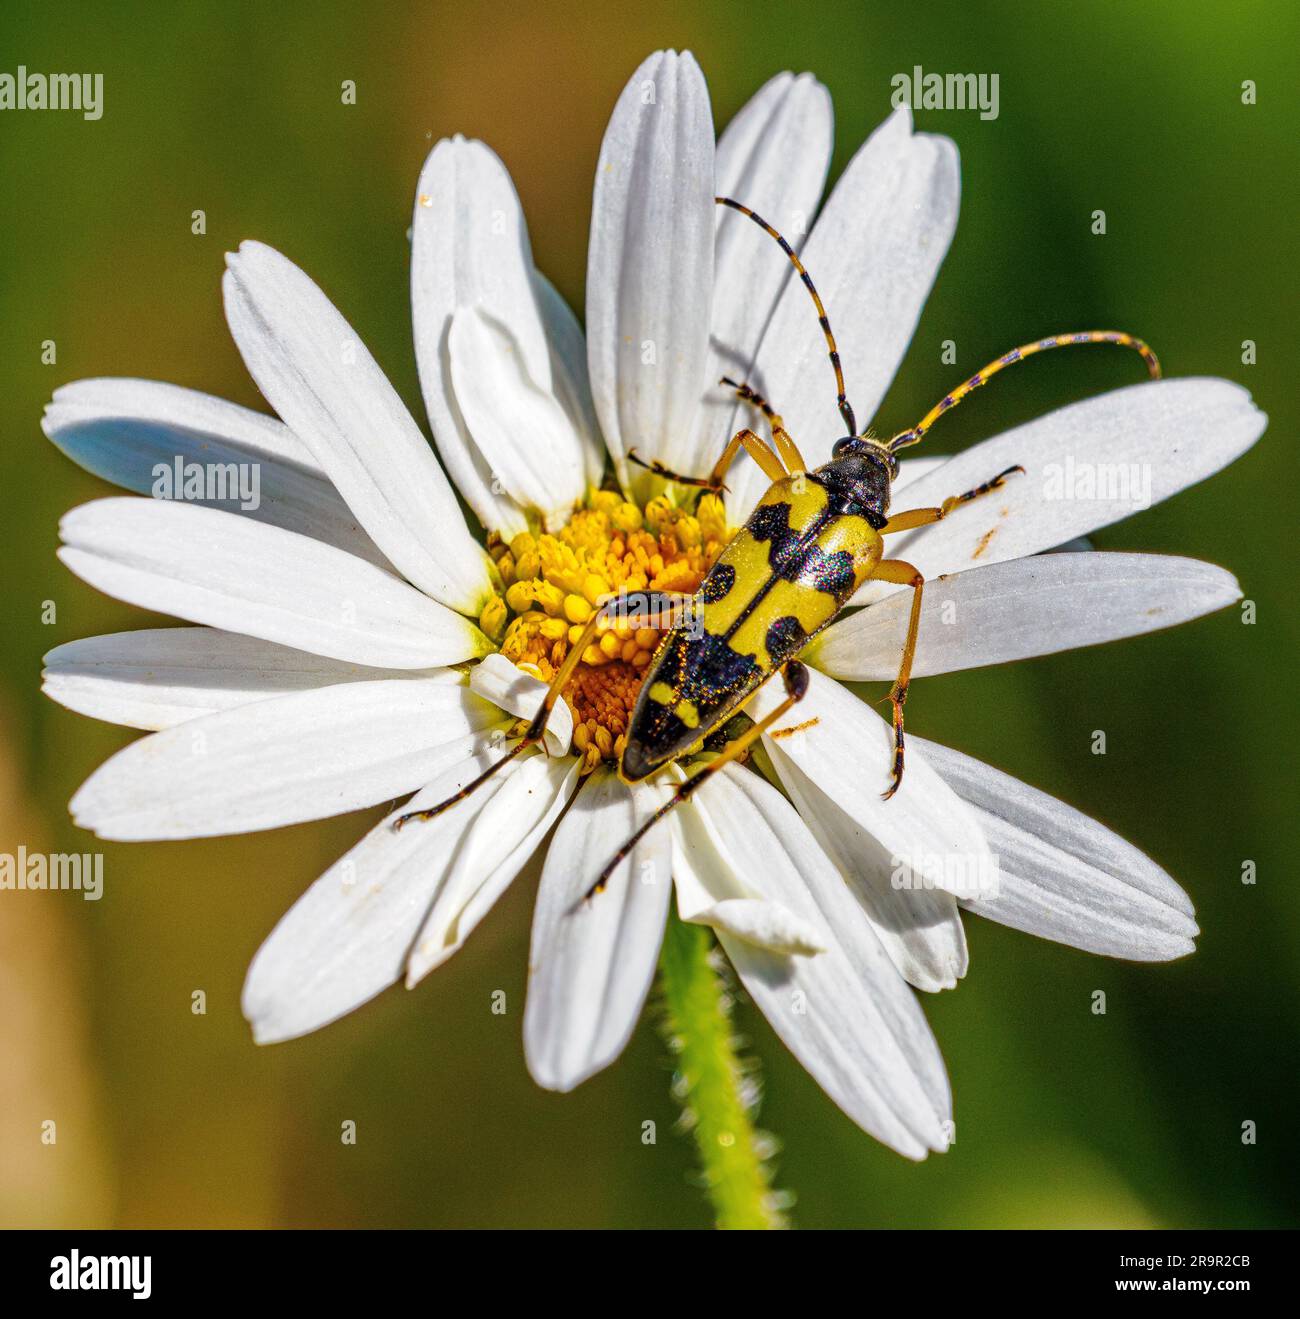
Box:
890;330;1161;453
715;196;857;436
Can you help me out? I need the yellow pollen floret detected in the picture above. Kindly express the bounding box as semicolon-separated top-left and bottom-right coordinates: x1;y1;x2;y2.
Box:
478;593;507;642
496;489;730;770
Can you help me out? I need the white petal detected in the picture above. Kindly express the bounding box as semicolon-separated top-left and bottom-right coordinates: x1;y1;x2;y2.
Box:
852;378;1267;604
243;740;525;1043
70;677;505;840
812;553;1242;681
752;667;994;896
405;754;580;984
58;498;490;669
42;628;453;730
772;751;967;992
532;270;606;489
698;898;825;955
685;72;833;473
525;771;672;1091
586;50;715;491
894;455;948;493
666;766;821;951
468;652;572;755
447;305;585;526
46;377;328;476
675;766;951;1157
410;137;567;536
913;736;1198;961
724;107;959;522
223;241;494;613
42;378;388;567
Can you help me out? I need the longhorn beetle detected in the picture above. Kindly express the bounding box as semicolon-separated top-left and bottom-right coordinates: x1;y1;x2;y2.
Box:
396;195;1161;904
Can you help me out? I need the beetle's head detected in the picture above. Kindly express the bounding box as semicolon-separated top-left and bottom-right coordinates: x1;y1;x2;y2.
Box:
832;435;900;476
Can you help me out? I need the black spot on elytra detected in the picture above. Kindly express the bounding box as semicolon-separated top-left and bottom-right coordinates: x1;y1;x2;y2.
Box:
765;615;808;665
748;501;804;575
670;629;756;701
630;629;760;766
747;498;855;598
699;562;735;604
795;549;855;597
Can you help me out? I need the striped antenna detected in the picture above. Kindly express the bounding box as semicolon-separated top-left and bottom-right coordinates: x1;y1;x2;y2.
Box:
890;330;1162;452
715;196;858;436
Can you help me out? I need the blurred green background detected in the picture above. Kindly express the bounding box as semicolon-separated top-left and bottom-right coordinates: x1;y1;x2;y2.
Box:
1;0;1295;1228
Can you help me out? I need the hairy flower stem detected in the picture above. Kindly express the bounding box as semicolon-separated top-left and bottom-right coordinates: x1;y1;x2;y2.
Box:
657;913;786;1229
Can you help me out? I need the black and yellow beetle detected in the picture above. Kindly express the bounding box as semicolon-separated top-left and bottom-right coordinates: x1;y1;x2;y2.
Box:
397;196;1161;899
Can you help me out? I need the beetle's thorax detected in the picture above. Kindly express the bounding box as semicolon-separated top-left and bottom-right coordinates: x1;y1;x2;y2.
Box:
813;442;896;529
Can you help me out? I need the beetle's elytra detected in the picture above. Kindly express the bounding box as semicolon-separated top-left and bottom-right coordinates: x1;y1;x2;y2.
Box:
621;453;893;783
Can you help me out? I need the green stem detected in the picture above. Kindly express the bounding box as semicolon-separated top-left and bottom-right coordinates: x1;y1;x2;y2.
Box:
658;913;787;1229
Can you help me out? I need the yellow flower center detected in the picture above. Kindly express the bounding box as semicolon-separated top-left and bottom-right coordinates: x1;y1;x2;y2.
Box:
481;489;730;772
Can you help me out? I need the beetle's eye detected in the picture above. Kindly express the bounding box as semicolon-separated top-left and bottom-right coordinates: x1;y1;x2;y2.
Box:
832;436;856;456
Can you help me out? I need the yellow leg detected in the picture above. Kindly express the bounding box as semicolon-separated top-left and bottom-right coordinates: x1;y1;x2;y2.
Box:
393;590;691;831
881;464;1025;535
711;427;789;486
629;370;805;490
722;375;806;474
578;660;812;905
628;425;787;491
870;559;925;800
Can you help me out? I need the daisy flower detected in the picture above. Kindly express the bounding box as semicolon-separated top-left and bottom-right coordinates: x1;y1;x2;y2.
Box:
42;51;1264;1167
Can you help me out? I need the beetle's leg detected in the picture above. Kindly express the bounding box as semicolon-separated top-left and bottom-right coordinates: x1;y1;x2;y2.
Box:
521;589;692;744
628;424;787;491
393;590;691;831
720;376;778;423
575;661;811;907
721;375;805;475
710;427;789;486
627;449;722;490
869;465;1022;797
631;356;809;486
390;738;533;831
880;465;1025;534
870;559;926;800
